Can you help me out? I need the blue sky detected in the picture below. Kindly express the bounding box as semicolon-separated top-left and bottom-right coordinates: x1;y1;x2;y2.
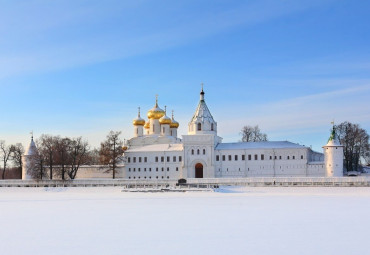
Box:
1;0;369;152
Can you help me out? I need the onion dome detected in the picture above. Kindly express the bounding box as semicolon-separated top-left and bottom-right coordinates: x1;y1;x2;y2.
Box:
159;106;172;125
132;107;145;126
170;110;179;128
147;95;165;119
144;121;150;129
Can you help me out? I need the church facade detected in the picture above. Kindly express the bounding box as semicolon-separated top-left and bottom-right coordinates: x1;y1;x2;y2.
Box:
122;88;343;180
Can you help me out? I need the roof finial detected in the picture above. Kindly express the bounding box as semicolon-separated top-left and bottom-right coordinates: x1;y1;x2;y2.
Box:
172;110;174;119
30;131;33;140
138;107;141;117
164;105;167;114
155;94;158;107
200;83;205;100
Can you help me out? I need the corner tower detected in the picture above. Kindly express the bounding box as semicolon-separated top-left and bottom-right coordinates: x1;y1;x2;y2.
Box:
22;135;38;180
188;85;217;135
323;125;344;177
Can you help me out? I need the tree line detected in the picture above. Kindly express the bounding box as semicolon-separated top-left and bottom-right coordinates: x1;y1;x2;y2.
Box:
0;131;124;180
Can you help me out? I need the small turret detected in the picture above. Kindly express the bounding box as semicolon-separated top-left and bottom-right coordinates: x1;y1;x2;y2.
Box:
159;106;171;136
170;110;179;138
323;124;344;177
22;134;39;180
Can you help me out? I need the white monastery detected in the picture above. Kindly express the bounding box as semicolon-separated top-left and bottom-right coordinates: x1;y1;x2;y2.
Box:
22;88;344;180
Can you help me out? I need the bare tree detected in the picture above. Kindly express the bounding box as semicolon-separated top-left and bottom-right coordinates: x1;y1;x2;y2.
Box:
38;134;57;179
11;143;24;172
54;137;72;180
240;125;268;142
99;131;124;179
28;153;47;180
335;122;370;172
66;137;90;180
0;141;15;179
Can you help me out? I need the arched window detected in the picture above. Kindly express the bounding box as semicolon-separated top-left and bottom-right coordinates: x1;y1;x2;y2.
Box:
203;149;206;155
197;149;200;155
191;149;194;155
211;123;214;131
197;123;201;131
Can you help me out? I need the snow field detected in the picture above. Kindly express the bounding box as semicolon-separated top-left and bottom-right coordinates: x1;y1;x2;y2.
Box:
0;187;369;255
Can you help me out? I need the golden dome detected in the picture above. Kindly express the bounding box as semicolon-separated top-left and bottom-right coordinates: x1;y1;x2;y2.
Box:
122;146;128;151
147;95;165;119
159;115;171;125
170;110;179;128
132;107;145;126
144;121;150;129
170;120;179;128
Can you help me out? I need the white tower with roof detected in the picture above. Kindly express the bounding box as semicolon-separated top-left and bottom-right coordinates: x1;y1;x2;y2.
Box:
323;125;344;177
22;134;39;180
182;85;222;178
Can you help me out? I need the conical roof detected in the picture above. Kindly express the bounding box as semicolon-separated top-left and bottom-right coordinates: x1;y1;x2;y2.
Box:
25;137;38;156
324;125;342;147
190;88;215;124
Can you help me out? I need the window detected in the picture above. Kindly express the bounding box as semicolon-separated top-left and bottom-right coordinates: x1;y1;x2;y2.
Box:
139;157;142;163
128;157;131;163
216;155;220;161
275;156;277;159
149;176;151;179
287;156;290;160
162;176;164;179
228;155;232;161
144;157;147;162
261;154;264;160
129;168;131;172
293;156;295;160
211;123;214;131
197;123;201;131
155;157;158;162
173;156;176;162
133;157;136;163
149;168;152;172
176;167;178;171
167;176;169;179
161;156;164;162
235;155;238;161
144;168;146;172
269;156;272;160
156;176;158;179
167;156;170;162
129;177;131;179
279;156;282;160
133;168;136;172
138;168;141;172
161;167;164;172
179;156;182;162
203;149;206;155
248;155;251;160
222;155;225;161
242;155;245;161
191;149;194;155
156;168;158;172
301;155;303;159
254;154;258;160
167;167;169;171
197;149;200;155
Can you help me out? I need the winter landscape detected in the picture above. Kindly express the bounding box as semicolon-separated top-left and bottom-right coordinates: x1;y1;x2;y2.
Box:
1;187;369;255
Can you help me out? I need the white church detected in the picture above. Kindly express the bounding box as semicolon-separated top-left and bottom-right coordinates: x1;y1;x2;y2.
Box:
22;88;344;180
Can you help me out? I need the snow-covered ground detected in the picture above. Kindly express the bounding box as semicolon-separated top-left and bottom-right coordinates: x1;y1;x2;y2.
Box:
1;187;369;255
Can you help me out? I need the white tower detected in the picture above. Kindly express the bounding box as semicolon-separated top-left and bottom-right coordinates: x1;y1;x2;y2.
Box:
22;134;38;180
132;107;145;137
323;125;344;177
182;85;222;179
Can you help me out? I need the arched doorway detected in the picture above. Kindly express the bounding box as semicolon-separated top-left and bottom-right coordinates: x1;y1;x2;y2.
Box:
195;163;203;178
